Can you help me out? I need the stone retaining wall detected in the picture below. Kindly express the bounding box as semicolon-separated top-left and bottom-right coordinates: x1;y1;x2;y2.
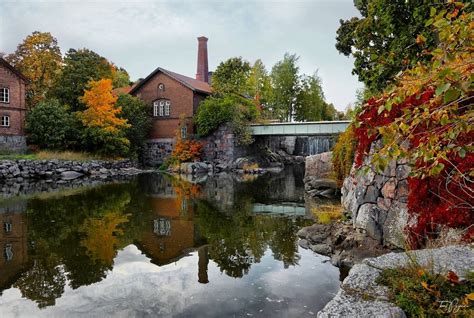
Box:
0;136;27;153
341;140;411;248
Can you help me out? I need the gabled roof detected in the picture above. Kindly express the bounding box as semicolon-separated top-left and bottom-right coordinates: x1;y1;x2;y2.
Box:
129;67;212;95
112;84;135;96
0;58;29;83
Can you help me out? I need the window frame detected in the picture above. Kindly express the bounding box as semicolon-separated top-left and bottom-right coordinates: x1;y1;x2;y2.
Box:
1;115;10;127
0;87;10;103
181;126;187;139
152;99;171;117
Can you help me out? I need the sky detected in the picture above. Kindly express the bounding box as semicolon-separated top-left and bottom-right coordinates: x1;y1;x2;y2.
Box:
0;0;362;111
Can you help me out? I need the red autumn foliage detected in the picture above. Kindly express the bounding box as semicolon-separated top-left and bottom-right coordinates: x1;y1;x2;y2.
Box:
354;88;473;246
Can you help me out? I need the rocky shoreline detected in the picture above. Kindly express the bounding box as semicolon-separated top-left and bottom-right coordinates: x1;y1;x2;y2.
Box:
317;245;473;317
0;159;150;197
297;222;391;268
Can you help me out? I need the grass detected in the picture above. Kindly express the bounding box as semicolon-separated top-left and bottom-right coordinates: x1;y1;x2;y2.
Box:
0;150;113;161
377;266;474;317
311;204;344;224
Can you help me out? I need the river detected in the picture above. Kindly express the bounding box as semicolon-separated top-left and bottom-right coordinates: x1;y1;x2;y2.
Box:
0;167;341;317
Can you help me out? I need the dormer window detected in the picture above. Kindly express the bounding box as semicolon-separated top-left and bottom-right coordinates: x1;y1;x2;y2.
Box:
0;88;9;103
153;99;171;117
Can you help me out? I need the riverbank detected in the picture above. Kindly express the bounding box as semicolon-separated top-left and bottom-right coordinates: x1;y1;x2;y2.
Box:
0;159;151;197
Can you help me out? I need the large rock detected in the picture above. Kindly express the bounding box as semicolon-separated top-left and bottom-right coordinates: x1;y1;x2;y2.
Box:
304;152;333;179
60;171;84;180
318;245;473;317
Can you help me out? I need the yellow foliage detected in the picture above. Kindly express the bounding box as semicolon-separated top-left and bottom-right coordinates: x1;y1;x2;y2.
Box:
79;79;130;133
312;204;343;224
332;124;356;187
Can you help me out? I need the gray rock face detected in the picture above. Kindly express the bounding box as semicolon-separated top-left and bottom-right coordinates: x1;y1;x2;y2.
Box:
304;152;333;179
318;245;473;318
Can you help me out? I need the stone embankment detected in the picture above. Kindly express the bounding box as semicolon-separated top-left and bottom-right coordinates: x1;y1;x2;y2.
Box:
342;140;411;248
0;159;148;197
318;245;473;317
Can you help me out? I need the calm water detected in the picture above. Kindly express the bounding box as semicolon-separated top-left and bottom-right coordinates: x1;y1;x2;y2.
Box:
0;168;340;318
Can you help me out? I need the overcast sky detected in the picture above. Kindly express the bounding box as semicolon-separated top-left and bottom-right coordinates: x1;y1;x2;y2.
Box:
1;0;362;110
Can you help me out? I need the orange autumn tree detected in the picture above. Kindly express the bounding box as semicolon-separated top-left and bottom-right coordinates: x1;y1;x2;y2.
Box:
79;79;130;156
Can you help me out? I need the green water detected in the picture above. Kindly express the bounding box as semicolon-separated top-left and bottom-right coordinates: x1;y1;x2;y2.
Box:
0;168;340;317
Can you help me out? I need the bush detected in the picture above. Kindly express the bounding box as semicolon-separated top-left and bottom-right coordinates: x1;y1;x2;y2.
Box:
196;93;258;145
116;94;152;158
80;126;130;158
171;137;203;163
332;124;356;187
25;99;79;149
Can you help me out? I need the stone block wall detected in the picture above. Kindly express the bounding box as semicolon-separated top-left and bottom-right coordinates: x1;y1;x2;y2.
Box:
341;140;411;248
0;136;26;153
201;123;245;164
142;138;175;166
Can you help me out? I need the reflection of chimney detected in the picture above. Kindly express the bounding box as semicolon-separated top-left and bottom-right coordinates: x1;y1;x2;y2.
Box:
198;245;209;284
196;36;209;83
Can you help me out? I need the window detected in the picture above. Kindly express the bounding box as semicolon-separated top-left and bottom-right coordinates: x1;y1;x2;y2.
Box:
4;244;13;261
4;222;12;233
153;100;170;117
0;88;9;103
1;116;10;127
181;126;187;139
153;218;171;236
158;83;165;91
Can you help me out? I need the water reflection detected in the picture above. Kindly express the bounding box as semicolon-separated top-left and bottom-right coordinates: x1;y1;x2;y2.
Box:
0;168;340;317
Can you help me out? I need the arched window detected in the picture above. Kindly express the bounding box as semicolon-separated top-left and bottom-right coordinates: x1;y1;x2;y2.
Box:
153;99;171;117
0;88;9;103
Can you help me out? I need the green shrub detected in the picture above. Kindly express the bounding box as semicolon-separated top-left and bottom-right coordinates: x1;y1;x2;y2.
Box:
79;125;130;158
25;99;80;149
332;124;356;187
196;93;258;145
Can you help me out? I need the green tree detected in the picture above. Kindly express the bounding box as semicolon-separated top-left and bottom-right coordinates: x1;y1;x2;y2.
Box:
111;66;131;88
6;31;62;108
212;57;251;95
247;59;272;107
335;0;472;93
52;48;113;111
295;73;329;121
25;99;79;149
116;94;152;158
270;53;300;122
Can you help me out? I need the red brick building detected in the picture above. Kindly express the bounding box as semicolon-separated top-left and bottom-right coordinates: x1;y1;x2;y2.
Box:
0;58;28;153
131;37;212;165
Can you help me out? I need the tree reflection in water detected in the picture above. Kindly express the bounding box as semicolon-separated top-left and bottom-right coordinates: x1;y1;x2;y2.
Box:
0;169;312;308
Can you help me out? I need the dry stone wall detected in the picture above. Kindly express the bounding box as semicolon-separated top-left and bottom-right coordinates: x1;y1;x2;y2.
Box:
341;140;411;248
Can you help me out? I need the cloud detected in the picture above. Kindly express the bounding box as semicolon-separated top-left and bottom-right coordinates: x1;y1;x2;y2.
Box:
0;0;362;109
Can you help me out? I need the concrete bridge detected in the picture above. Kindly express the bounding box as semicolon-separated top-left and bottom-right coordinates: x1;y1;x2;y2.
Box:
250;121;350;136
249;121;350;156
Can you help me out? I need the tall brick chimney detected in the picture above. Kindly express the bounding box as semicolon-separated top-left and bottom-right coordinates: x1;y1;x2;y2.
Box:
196;36;209;83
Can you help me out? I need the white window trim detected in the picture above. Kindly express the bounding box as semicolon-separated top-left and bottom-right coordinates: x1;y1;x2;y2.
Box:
181;126;187;139
153;100;171;117
1;116;10;127
153;101;159;117
164;101;170;116
159;101;164;116
0;88;9;103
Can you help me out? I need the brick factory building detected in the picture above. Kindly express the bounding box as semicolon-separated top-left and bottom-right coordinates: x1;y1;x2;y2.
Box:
130;37;213;165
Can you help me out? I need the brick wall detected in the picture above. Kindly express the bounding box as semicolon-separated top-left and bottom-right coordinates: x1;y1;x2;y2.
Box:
0;65;26;137
0;63;27;153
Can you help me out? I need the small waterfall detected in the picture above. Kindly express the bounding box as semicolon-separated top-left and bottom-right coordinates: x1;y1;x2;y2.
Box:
307;136;333;155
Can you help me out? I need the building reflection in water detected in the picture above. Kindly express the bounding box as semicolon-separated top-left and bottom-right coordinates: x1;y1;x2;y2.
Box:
0;200;28;295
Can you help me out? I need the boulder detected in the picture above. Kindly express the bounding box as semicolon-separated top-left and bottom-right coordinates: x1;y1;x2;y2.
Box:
304;152;333;179
60;171;84;180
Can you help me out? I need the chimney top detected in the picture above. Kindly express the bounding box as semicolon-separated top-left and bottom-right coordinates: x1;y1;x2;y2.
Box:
196;36;209;83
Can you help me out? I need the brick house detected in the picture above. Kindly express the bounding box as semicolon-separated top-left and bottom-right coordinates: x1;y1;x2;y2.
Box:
0;58;28;153
131;37;212;165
